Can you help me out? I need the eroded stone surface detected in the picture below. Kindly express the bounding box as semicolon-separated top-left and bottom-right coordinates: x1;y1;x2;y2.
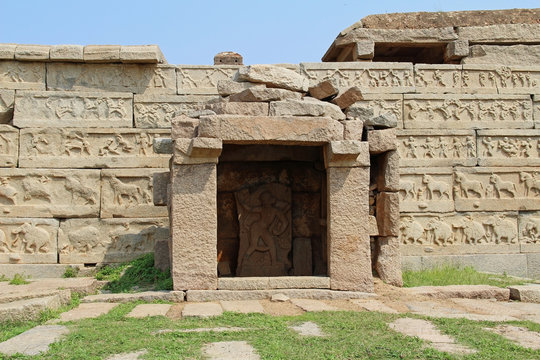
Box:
58;302;118;322
126;304;171;318
485;325;540;350
0;61;45;90
220;300;265;313
0;325;69;356
290;299;339;312
182;302;223;318
177;65;239;95
236;64;308;92
203;341;260;360
351;299;398;313
0;90;15;123
0;125;18;167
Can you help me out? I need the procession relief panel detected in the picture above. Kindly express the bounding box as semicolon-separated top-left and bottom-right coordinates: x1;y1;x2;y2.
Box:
46;63;176;94
300;62;414;93
134;94;219;128
19;128;170;168
58;217;169;263
477;130;540;166
0;90;15;123
399;212;519;256
0;125;18;168
462;65;540;95
345;94;403;128
0;218;58;264
518;212;540;253
176;65;240;95
453;167;540;212
100;168;168;219
399;168;454;213
13;91;133;128
0;61;45;90
403;94;533;129
397;130;476;167
0;169;99;218
414;64;462;93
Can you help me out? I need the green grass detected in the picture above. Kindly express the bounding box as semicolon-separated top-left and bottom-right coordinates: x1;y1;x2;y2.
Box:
0;304;539;359
0;274;8;282
8;274;30;285
95;254;172;293
62;266;79;279
402;265;527;288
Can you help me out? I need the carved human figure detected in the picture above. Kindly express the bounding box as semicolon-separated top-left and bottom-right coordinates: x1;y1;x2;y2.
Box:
106;99;127;118
137;133;153;155
521;138;534;158
115;135;133;152
465;137;475;157
432;70;445;86
153;68;166;88
462;71;470;87
403;136;418;158
479;72;487;87
423;137;438;158
498;137;519;157
482;137;496;157
0;177;17;204
0;133;13;154
452;137;463;158
98;139;120;156
522;218;540;243
65;132;91;156
0;229;10;253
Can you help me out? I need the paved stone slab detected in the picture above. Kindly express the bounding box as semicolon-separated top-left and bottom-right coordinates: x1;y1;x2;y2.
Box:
389;318;476;355
509;284;540;303
405;300;518;321
289;321;325;337
290;299;339;312
203;341;260;360
155;327;249;334
485;325;540;350
82;291;184;303
0;325;69;356
0;295;63;322
217;276;330;290
406;285;510;300
220;300;265;314
126;304;171;318
58;302;118;322
106;350;148;360
351;299;399;314
182;303;223;318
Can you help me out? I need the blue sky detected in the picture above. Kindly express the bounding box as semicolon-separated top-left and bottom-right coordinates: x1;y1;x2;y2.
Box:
1;1;538;65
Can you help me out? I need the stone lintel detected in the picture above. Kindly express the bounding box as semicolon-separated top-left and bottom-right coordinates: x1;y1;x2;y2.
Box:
368;128;397;154
49;45;84;62
173;139;218;165
326;140;369;167
335;27;458;47
445;40;469;61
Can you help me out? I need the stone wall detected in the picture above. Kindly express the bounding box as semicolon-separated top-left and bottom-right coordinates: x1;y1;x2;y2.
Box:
1;42;539;279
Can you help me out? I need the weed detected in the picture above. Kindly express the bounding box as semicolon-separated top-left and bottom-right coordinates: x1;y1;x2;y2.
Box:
0;274;8;281
62;266;79;278
8;273;30;285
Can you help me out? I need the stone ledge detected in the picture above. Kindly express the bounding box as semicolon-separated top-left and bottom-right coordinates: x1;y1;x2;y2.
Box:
508;284;540;303
82;290;185;303
405;285;510;301
186;289;377;302
217;277;331;290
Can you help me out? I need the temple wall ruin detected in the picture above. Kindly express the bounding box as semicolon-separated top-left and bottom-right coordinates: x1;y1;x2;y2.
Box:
0;25;539;280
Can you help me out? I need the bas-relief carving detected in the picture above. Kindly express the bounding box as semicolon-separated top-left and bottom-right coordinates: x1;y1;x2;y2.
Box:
0;126;18;167
477;131;540;166
235;183;292;277
46;63;176;94
346;94;403;126
397;131;476;167
0;218;58;264
19;128;170;168
414;66;462;92
58;218;169;263
399;170;453;213
101;169;168;218
13;91;132;128
519;214;540;251
453;168;540;211
0;61;45;90
464;66;540;94
403;95;533;129
399;213;519;255
0;169;99;217
0;90;15;123
177;66;240;94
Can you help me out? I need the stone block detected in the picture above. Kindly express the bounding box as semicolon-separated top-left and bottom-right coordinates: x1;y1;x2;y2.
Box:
229;87;303;102
462;65;540;95
0;218;59;264
58;302;118;321
82;291;183;303
177;65;240;95
336;26;457;45
368;128;397;154
345;94;403;127
126;303;171;318
83;45;120;62
58;217;169;263
269;99;344;120
301;62;414;94
182;303;223;318
208;101;269;116
0;264;74;279
327;166;373;292
171;115;200;139
119;45;165;63
13;91;133;128
49;45;84;62
0;168;99;218
519;212;540;251
173;138;219;165
186;289;375;301
342;120;363;140
414;64;462;93
152;171;169;205
19;128;170;168
217;276;330;290
458;23;540;44
308;79;339;100
221;300;264;313
509;285;540;303
332;86;363;110
463;45;540;66
0;61;45;90
369;215;378;236
170;164;217;290
353;40;375;60
326;140;369;167
14;45;49;61
293;238;312;276
198;115;343;145
445;40;469;62
47;63;176;94
153;138;173;154
376;192;400;236
397;130;476;167
134;94;218;128
0;44;16;59
375;236;402;286
398;168;453;213
366;113;398;129
403;94;533;129
375;150;399;192
0;324;69;356
216;80;265;96
154;238;170;272
477;129;540;166
527;253;540;279
101;168;169;218
399;212;520;255
0;125;18;167
235;64;308;92
188;137;222;158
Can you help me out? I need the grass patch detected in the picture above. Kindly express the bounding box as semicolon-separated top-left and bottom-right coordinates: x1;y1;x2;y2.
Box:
0;274;8;281
403;265;527;288
96;254;172;293
8;273;30;285
62;266;79;278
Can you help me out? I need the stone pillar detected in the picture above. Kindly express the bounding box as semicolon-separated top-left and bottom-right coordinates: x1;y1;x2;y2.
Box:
326;141;373;292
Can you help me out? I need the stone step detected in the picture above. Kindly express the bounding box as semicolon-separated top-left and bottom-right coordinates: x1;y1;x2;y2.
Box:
186;289;377;302
405;285;510;300
217;276;331;290
508;284;540;303
0;295;64;322
82;290;184;303
0;289;71;305
55;302;118;322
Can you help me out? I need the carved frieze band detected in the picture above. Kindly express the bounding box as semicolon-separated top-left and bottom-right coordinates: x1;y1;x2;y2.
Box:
0;218;58;264
0;61;45;90
177;65;240;95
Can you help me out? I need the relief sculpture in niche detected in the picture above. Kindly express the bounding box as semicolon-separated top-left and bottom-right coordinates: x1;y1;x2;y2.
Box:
235;183;292;276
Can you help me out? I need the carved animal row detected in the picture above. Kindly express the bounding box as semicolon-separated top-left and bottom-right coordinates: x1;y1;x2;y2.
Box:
54;66;167;89
0;223;51;254
306;68;413;88
400;215;518;246
400;136;475;159
43;97;127;120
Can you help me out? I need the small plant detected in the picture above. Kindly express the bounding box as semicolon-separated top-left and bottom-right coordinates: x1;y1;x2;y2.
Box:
62;266;79;278
9;273;30;285
0;274;8;282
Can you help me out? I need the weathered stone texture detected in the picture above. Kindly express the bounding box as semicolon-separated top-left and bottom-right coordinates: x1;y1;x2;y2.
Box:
477;130;540;166
209;101;269;116
216;80;264;96
376;236;403;287
345;94;403;128
414;65;462;93
0;61;45;90
376;192;400;236
0;44;16;60
399;168;454;213
368;129;397;154
119;45;165;64
49;45;84;62
15;45;50;61
308;79;339;99
235;64;308;92
229;88;302;102
0;90;14;123
177;65;239;95
461;65;540;95
464;45;540;66
269;99;345;120
0;125;18;167
457;24;540;44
